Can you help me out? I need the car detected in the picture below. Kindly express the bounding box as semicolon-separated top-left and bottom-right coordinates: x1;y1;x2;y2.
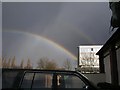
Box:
2;69;98;90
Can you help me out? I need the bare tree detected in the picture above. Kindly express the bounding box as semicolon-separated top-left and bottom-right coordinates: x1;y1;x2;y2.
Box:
2;57;7;68
11;56;16;68
24;58;32;69
7;58;11;68
63;59;72;70
20;59;24;69
45;59;58;70
37;57;58;70
37;57;48;69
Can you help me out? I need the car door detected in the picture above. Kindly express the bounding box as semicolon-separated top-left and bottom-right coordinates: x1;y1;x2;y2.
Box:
19;71;94;90
20;71;53;90
55;72;89;90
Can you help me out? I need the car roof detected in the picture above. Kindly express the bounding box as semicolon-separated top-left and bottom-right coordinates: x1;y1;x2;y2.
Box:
2;68;77;73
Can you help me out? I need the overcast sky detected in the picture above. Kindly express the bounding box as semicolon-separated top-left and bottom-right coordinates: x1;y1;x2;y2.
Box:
2;2;113;68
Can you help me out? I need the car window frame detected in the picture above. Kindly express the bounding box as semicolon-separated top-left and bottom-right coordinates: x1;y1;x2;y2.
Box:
18;70;97;90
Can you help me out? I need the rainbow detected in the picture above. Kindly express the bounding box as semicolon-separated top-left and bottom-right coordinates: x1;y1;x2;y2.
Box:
3;30;78;60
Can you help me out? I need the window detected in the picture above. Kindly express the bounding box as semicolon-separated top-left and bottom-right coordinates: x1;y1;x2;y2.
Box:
21;72;53;89
21;73;34;88
32;73;53;88
57;74;86;89
2;71;21;88
21;72;87;90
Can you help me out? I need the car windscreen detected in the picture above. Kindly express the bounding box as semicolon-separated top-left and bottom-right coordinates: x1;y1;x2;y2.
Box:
2;70;24;88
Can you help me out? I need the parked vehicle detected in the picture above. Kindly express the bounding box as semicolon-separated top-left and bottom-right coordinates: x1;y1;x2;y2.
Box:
2;69;98;90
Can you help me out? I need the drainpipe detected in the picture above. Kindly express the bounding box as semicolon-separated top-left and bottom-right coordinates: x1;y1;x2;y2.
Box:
110;44;119;85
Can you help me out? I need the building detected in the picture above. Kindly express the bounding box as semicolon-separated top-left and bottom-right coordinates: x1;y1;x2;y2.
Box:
77;45;102;73
97;28;120;85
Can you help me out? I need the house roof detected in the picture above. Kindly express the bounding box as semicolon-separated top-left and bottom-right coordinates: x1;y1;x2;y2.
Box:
96;28;120;55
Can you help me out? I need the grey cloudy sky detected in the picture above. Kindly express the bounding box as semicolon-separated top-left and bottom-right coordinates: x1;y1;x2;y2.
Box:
2;2;113;67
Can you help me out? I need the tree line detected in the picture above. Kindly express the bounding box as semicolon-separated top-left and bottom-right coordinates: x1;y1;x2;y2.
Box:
1;56;32;69
0;56;73;70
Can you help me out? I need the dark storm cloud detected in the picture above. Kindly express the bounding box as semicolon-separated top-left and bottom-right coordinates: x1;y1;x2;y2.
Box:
3;2;63;32
3;2;111;56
